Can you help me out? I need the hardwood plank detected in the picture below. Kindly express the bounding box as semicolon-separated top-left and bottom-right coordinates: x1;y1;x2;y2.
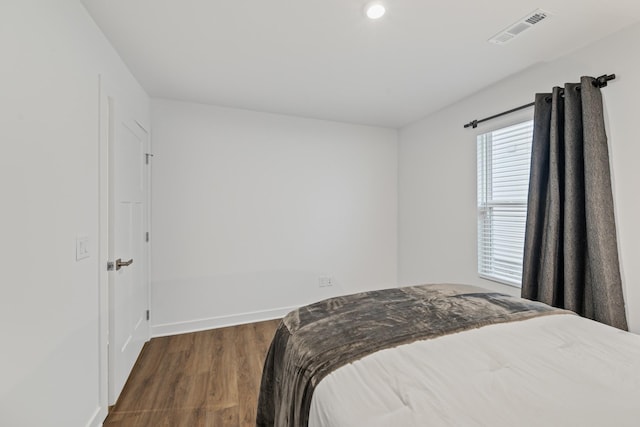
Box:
212;405;240;427
105;407;220;427
105;319;280;426
235;324;258;427
206;326;239;409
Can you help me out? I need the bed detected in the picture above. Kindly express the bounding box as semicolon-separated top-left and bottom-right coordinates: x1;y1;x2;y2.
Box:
256;283;640;427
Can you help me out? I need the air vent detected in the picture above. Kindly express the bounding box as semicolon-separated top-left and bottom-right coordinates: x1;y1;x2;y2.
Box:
489;9;550;45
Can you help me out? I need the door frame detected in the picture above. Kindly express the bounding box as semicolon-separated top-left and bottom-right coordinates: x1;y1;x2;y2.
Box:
98;75;152;417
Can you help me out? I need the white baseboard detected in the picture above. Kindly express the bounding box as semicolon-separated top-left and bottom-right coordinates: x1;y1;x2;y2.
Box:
150;305;297;338
86;406;106;427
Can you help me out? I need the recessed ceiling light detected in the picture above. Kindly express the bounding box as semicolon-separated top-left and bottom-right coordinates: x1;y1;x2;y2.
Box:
365;2;386;20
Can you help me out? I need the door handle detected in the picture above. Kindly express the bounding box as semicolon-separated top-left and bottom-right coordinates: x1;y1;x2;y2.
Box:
115;258;134;271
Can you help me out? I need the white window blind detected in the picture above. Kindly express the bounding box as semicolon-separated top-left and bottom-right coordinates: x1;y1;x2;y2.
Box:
477;120;533;287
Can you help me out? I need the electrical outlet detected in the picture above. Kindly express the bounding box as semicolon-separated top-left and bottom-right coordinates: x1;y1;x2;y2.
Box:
319;276;333;287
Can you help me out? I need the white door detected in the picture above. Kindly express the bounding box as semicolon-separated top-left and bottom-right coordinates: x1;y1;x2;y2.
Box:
107;95;150;404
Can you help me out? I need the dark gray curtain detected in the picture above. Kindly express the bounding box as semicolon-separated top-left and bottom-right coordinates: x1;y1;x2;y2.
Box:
521;76;627;330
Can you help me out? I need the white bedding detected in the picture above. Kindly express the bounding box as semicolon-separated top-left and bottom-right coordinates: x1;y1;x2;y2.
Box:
308;314;640;427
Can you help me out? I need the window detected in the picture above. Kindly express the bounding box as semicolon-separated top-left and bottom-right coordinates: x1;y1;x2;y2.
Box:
477;120;533;287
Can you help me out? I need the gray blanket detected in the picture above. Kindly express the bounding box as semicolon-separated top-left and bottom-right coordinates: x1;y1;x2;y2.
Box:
256;283;570;427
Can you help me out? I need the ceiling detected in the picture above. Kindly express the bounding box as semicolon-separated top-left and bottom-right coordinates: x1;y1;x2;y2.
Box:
81;0;640;128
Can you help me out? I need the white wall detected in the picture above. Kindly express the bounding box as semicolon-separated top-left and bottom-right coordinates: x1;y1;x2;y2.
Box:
0;1;148;426
150;99;398;335
399;23;640;332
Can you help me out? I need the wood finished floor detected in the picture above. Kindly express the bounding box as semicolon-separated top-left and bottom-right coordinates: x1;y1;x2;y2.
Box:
104;319;280;427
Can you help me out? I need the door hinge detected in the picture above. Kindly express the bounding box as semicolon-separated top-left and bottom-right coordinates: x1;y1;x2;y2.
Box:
145;231;150;242
145;153;154;165
107;261;114;271
146;310;150;321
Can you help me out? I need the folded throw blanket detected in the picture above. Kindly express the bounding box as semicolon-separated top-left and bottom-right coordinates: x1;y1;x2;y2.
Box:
256;283;570;427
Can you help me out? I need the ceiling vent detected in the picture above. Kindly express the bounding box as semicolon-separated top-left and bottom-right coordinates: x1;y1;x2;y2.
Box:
489;9;550;45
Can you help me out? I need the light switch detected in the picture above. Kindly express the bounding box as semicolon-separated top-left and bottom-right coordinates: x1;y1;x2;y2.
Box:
76;235;90;261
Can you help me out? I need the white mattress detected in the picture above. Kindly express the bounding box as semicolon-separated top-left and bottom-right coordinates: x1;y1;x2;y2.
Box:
308;314;640;427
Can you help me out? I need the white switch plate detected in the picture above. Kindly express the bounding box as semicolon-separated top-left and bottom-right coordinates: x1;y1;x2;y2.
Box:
76;235;90;261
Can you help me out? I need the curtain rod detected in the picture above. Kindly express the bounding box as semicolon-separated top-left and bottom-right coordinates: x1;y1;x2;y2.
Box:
463;74;616;129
